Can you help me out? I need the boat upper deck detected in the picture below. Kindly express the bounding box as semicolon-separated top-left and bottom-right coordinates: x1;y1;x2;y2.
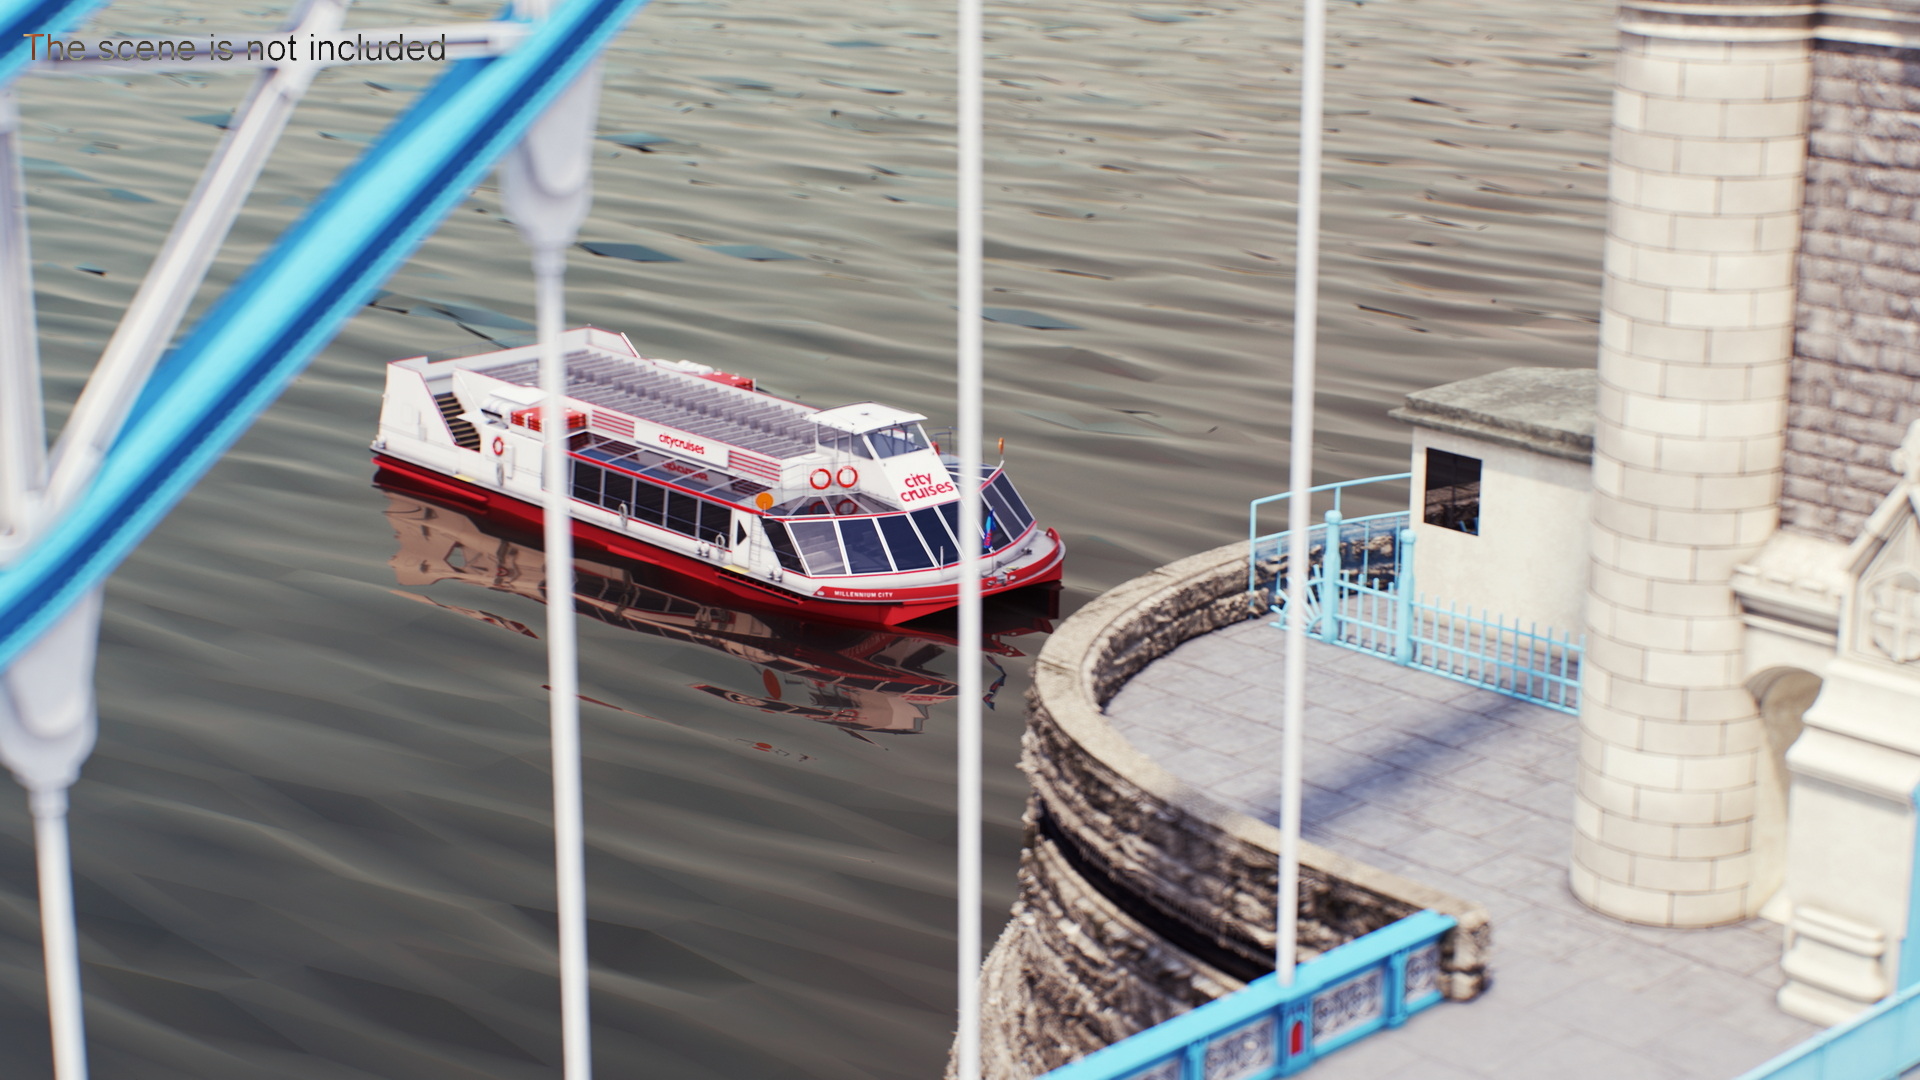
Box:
482;349;820;461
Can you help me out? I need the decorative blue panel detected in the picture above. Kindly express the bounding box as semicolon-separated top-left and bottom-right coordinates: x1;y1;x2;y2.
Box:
1311;967;1383;1043
1202;1016;1275;1080
1403;943;1441;1003
1122;1058;1181;1080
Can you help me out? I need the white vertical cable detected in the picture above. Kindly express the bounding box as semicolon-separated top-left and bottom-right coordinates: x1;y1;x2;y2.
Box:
535;254;590;1080
954;0;984;1074
0;589;103;1080
500;15;597;1072
1278;0;1327;987
3;89;97;1080
0;90;45;547
32;788;85;1080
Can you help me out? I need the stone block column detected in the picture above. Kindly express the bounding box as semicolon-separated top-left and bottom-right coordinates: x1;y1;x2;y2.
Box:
1573;2;1814;927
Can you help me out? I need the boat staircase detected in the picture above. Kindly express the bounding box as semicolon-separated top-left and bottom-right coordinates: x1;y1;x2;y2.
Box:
435;391;483;451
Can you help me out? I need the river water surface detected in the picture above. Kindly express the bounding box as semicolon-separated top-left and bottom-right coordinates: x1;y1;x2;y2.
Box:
7;1;1613;1076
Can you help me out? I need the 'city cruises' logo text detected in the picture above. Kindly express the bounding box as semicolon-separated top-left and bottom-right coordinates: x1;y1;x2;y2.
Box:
659;433;707;456
899;472;956;503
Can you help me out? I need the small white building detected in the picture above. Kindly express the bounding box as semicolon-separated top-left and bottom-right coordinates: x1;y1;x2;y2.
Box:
1390;367;1595;643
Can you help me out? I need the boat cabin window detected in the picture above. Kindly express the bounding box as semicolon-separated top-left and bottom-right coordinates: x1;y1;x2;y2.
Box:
865;423;931;459
819;430;873;459
570;458;729;546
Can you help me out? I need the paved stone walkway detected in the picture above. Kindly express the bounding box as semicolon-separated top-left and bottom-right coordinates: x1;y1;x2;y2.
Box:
1104;618;1821;1080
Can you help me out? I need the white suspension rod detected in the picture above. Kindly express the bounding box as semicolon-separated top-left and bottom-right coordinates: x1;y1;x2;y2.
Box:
536;251;591;1080
499;28;597;1074
955;0;984;1074
0;90;44;546
1279;0;1328;987
32;788;86;1080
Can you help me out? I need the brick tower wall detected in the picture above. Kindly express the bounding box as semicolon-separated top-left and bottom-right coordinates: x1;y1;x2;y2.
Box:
1786;41;1920;543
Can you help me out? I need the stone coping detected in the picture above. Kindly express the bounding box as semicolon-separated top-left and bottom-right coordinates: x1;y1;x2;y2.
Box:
1026;538;1490;996
1389;367;1595;463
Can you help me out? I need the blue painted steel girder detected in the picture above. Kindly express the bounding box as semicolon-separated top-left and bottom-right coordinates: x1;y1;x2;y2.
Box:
0;0;651;671
0;0;104;84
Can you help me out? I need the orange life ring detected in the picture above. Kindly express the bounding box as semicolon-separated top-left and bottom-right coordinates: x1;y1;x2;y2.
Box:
809;468;832;490
491;436;505;456
836;466;859;488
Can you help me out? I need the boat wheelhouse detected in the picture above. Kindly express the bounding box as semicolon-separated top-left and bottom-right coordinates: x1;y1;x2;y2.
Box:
371;327;1064;624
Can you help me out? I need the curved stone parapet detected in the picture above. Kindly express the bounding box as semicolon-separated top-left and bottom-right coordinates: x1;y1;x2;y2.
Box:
970;540;1490;1078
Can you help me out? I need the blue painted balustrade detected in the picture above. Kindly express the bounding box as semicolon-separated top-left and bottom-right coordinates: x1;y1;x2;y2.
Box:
1041;909;1456;1080
1248;475;1584;715
0;1;103;83
1730;980;1920;1080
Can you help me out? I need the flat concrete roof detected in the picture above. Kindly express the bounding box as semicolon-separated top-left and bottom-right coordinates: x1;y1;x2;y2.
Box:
1390;367;1596;463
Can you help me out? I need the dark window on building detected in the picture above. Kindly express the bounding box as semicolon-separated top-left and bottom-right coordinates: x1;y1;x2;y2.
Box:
1423;448;1481;535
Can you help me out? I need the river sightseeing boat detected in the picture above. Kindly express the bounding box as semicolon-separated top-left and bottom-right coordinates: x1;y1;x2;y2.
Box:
371;327;1066;625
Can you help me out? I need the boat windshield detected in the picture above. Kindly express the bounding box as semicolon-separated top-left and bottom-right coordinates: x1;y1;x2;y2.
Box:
866;423;931;459
763;471;1038;577
819;430;873;459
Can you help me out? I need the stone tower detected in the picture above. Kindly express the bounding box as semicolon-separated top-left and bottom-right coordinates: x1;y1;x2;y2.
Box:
1573;1;1814;926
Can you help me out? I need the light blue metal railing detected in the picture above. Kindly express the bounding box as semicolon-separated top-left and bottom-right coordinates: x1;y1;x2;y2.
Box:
1247;473;1411;596
1730;980;1920;1080
1407;595;1582;713
1731;784;1920;1080
1249;477;1584;715
1040;909;1456;1080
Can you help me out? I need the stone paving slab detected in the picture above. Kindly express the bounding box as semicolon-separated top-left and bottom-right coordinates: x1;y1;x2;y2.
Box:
1104;618;1821;1079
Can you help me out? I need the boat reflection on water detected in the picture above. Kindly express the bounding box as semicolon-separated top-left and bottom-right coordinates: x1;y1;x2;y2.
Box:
375;467;1056;738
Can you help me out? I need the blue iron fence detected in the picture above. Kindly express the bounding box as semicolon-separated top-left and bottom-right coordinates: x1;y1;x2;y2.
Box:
1248;478;1584;715
1730;979;1920;1080
1040;910;1455;1080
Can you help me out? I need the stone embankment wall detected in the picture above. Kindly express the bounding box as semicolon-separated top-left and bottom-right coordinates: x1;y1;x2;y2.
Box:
966;541;1489;1079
